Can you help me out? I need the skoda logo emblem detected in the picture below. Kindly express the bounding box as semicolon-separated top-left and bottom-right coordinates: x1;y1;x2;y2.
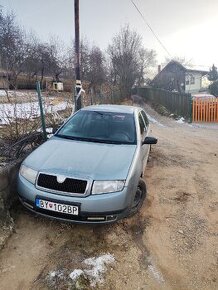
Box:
56;175;66;183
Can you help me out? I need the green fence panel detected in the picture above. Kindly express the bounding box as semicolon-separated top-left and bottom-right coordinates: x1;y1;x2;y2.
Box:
137;87;192;121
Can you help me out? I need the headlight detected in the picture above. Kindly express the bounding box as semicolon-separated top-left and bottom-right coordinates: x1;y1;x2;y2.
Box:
92;180;125;195
20;165;38;184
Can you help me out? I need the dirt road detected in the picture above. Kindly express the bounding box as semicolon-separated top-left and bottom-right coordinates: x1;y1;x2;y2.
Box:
0;105;217;290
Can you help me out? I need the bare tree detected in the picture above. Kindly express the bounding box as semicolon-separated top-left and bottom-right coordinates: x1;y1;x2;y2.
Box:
86;46;107;99
64;38;90;81
24;38;64;85
46;36;69;82
80;38;90;81
67;38;107;101
0;11;27;88
23;34;41;81
137;48;157;86
108;25;156;98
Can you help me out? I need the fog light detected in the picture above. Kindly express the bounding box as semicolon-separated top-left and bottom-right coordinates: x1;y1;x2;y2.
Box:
87;217;106;221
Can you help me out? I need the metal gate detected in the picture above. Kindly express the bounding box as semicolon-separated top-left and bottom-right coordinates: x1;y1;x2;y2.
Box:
192;98;218;122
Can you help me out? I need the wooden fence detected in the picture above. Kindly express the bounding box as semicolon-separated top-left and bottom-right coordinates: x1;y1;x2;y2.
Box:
192;98;218;122
137;87;192;120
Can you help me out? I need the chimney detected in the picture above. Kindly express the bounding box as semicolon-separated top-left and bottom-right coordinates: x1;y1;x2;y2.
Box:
158;65;161;73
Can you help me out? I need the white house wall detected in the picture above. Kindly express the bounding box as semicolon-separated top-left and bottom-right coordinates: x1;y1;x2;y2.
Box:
185;72;202;93
202;75;212;89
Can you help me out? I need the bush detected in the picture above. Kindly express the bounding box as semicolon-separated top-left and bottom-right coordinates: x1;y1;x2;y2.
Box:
209;81;218;97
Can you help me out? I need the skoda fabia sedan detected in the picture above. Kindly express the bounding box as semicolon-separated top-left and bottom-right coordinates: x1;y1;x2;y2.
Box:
18;105;157;223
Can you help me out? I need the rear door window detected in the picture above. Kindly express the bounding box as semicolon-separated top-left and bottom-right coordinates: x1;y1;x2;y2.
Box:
138;113;146;138
141;110;149;127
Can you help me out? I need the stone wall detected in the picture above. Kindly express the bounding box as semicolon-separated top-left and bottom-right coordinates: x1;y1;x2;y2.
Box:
0;158;23;249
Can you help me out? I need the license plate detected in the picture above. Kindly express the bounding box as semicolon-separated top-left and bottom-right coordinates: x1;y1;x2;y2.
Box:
35;199;79;215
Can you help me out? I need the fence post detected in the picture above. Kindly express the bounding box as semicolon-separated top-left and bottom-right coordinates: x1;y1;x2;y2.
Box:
36;81;47;141
189;94;193;123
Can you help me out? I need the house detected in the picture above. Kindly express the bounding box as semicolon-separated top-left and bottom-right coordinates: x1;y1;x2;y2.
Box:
151;61;209;94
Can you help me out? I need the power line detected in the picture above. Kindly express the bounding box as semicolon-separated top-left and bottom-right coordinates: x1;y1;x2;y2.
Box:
130;0;171;57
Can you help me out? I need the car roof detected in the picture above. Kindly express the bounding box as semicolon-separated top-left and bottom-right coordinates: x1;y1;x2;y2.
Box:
81;104;140;114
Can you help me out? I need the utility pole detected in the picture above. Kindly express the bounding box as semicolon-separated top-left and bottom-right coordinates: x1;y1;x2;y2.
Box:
74;0;83;112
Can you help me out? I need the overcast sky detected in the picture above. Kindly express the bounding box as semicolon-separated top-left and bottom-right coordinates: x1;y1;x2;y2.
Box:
1;0;218;69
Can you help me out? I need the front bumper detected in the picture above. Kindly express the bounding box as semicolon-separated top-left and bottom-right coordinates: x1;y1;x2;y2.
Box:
18;175;131;224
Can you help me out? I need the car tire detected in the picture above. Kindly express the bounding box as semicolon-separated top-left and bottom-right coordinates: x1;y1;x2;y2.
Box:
129;178;147;216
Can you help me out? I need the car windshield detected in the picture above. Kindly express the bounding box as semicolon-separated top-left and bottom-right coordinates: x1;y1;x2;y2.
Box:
56;110;136;145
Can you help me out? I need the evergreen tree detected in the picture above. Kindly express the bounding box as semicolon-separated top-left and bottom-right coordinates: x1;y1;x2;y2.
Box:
208;64;218;81
209;81;218;96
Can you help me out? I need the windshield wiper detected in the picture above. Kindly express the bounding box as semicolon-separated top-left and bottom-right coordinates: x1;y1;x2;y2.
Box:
55;134;133;145
55;134;78;140
55;135;106;143
82;138;132;145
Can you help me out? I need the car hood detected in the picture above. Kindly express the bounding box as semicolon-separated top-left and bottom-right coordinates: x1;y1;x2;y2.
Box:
24;137;137;180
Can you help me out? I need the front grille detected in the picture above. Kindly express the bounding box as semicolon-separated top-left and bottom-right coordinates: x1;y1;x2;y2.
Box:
37;173;87;194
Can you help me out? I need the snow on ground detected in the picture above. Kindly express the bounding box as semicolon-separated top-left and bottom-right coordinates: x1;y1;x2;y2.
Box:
49;270;64;279
176;117;185;124
0;101;71;125
0;90;37;98
189;122;218;130
0;90;6;97
48;254;115;287
148;264;165;284
82;254;115;286
68;254;115;286
69;269;84;281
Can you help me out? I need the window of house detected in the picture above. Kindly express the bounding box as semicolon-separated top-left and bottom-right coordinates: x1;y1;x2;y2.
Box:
186;75;195;85
190;75;195;84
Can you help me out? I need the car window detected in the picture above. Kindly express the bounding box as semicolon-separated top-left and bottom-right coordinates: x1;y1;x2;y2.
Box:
138;113;146;136
141;110;149;127
56;110;137;145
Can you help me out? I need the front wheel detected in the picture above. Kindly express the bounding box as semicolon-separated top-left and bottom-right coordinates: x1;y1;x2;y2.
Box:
129;178;147;216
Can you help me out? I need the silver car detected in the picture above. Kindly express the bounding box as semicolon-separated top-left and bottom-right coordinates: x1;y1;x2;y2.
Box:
18;105;157;223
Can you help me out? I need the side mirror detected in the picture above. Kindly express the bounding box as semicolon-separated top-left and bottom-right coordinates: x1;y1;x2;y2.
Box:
142;136;158;145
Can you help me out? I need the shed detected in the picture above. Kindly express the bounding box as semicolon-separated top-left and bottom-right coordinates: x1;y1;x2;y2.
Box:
52;82;64;91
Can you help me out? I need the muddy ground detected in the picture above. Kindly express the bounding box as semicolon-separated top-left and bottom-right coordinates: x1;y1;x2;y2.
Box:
0;104;217;290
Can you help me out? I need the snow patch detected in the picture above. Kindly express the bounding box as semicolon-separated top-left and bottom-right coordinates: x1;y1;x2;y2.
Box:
0;101;70;125
49;270;64;279
176;117;185;124
189;123;218;130
68;254;115;286
0;90;6;97
0;90;37;98
49;271;57;278
69;269;84;281
83;254;115;286
148;264;165;283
